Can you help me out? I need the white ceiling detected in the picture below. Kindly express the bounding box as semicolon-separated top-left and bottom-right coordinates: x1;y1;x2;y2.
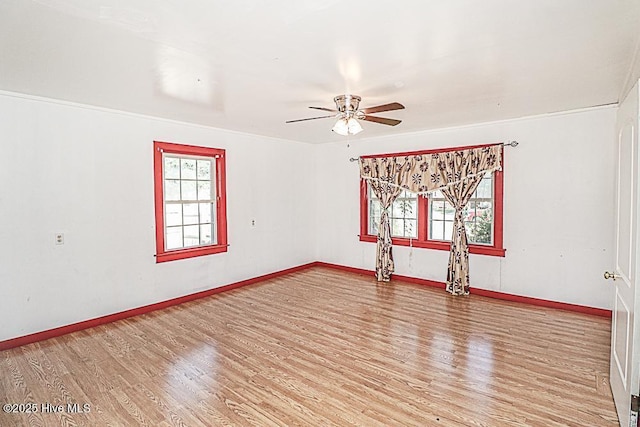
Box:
1;0;639;144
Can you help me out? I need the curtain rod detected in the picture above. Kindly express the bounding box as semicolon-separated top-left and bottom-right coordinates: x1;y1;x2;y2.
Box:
348;140;519;162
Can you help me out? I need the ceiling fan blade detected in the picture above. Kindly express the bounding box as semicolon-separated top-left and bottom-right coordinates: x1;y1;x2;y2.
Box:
309;106;338;113
361;102;405;114
361;115;402;126
285;115;335;123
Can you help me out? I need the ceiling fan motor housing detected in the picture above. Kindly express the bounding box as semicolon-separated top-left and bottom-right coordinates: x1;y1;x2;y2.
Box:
334;95;361;115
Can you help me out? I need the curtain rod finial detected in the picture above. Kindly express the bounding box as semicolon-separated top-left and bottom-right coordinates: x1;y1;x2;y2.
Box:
505;141;519;147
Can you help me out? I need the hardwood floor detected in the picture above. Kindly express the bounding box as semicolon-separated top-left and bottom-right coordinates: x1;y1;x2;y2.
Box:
1;267;618;426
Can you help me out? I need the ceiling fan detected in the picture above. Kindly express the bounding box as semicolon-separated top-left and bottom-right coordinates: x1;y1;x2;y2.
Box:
286;95;404;135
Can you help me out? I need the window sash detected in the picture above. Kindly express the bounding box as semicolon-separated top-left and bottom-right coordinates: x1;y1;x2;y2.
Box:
428;173;495;245
162;153;217;251
368;187;418;239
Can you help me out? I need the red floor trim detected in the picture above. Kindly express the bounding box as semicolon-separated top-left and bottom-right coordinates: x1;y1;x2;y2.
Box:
314;262;446;289
313;261;373;277
316;262;611;318
470;288;611;317
0;262;316;351
1;260;611;351
388;273;447;289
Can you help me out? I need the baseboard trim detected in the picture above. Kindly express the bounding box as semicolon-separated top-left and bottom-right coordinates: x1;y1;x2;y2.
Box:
470;288;611;317
314;261;447;289
0;260;611;351
312;261;373;278
0;262;316;351
315;261;611;318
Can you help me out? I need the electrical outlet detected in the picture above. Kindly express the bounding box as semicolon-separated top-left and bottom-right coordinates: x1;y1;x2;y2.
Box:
251;219;256;227
55;233;64;245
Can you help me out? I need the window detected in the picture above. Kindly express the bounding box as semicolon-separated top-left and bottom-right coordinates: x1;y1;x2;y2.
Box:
154;141;227;262
359;146;505;257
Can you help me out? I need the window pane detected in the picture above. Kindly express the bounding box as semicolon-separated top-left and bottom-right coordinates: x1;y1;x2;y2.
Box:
166;226;183;250
477;200;491;210
431;220;444;240
197;160;211;180
370;199;381;217
444;203;455;220
468;209;493;245
405;219;417;238
392;201;405;218
475;175;493;199
369;185;379;201
197;181;211;200
431;201;445;220
181;159;197;179
392;199;417;219
199;203;212;224
165;204;182;226
183;225;199;247
444;221;453;241
405;200;417;219
183;203;199;225
165;180;181;201
164;157;180;179
462;204;473;221
392;218;404;236
369;193;382;236
181;180;197;200
369;215;380;235
200;224;213;245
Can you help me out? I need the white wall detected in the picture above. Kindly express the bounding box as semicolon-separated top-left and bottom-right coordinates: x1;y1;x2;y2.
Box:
314;107;617;309
0;93;316;341
0;93;618;343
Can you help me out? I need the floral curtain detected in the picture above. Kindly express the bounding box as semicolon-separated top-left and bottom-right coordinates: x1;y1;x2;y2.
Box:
360;157;413;281
440;175;485;295
360;144;502;294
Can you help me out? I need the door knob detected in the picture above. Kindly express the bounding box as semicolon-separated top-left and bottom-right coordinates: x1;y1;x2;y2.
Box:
604;271;622;281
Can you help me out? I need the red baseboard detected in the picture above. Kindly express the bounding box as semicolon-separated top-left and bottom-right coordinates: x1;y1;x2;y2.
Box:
470;288;611;317
315;261;611;318
388;273;447;289
0;262;316;352
314;261;446;289
312;261;373;277
0;260;611;351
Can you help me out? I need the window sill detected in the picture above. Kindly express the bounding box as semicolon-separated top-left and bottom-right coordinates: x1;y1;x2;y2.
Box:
156;244;228;263
359;234;506;257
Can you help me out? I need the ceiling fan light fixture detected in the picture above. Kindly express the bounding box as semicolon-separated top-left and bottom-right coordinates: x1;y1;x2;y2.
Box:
347;117;363;135
332;117;363;136
332;118;349;135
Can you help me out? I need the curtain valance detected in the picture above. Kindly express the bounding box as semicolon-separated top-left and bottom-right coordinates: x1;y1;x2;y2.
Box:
359;144;502;195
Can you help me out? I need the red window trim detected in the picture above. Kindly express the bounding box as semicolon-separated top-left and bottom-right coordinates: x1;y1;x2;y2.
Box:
153;141;228;263
359;143;506;257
